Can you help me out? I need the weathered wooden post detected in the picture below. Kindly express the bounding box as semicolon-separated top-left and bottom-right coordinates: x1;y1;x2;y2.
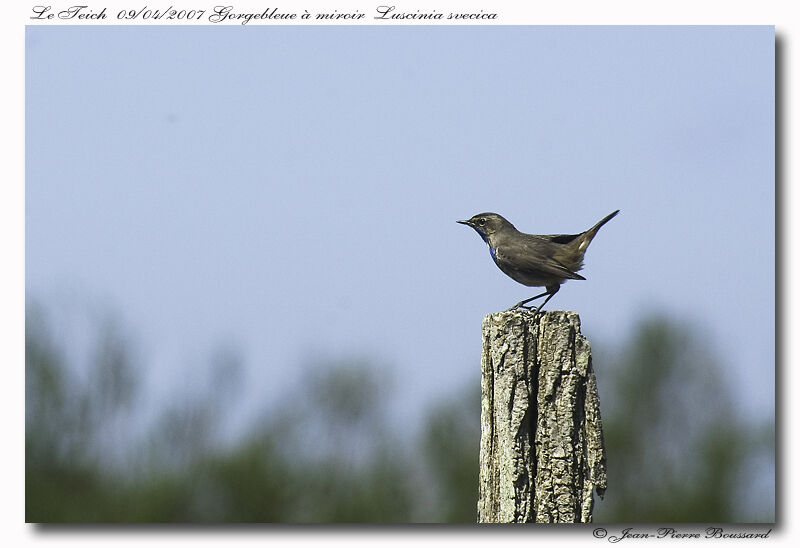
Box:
478;309;607;523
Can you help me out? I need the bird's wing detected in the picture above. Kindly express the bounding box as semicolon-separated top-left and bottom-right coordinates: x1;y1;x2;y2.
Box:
495;238;586;281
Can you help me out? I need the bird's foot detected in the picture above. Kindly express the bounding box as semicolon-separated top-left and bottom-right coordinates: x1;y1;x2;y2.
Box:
506;303;544;315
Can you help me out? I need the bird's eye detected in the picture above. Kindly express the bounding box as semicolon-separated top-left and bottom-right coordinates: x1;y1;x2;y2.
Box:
478;218;487;226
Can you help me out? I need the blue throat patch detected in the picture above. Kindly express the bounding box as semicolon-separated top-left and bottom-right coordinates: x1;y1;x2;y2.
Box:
472;226;490;245
470;226;495;259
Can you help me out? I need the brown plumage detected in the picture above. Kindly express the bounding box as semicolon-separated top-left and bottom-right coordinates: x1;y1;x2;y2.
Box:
458;210;619;312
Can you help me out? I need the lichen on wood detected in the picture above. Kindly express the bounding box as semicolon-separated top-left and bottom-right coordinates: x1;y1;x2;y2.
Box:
477;310;607;523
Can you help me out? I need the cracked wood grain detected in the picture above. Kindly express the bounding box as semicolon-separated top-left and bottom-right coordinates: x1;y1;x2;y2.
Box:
477;310;607;523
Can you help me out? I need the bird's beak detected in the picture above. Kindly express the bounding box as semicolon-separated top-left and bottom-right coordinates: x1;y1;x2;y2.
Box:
457;219;471;226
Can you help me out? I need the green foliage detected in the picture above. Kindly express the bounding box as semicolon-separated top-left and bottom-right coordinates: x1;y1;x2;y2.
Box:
593;317;774;523
420;390;480;522
25;306;478;522
26;304;772;523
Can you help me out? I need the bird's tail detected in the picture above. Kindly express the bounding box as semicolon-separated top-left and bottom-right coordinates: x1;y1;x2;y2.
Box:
577;210;620;253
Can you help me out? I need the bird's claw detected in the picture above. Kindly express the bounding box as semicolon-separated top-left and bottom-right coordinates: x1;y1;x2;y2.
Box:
506;303;544;314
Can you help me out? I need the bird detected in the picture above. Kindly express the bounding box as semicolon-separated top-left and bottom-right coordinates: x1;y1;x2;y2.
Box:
457;210;619;313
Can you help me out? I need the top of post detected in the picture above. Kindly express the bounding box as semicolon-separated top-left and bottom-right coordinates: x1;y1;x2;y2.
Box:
483;309;582;330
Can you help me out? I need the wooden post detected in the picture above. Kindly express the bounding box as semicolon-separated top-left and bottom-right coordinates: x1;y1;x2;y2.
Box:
477;310;607;523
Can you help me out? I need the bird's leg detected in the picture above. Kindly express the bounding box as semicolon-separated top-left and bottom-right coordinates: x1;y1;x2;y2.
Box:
509;285;560;314
509;290;551;311
532;285;560;314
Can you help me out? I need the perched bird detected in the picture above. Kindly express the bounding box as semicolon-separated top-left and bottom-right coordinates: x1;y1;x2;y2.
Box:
458;210;619;312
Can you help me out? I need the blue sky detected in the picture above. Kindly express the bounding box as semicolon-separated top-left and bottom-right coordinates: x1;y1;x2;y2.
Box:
26;25;774;438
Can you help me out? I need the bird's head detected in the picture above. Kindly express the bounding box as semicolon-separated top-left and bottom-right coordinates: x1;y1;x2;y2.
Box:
457;212;514;244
